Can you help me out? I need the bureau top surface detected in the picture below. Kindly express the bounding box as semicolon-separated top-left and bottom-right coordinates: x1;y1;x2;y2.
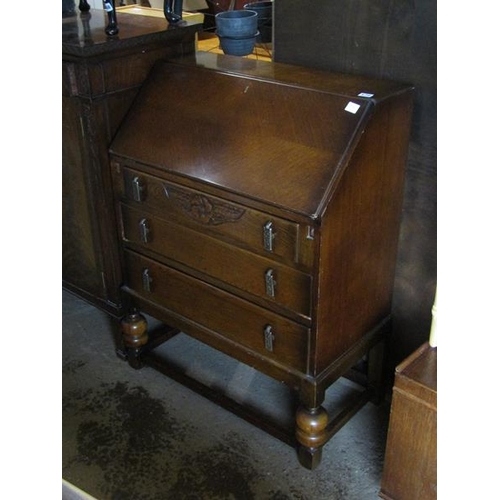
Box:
110;52;412;219
62;9;200;57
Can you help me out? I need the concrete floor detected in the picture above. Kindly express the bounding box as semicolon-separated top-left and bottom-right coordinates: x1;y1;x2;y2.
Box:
62;290;391;500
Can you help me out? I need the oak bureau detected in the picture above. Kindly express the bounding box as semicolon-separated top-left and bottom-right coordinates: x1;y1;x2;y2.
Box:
109;52;413;469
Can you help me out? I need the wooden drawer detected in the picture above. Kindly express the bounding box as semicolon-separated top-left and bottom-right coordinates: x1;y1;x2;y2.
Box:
119;166;309;269
121;204;312;318
124;250;310;373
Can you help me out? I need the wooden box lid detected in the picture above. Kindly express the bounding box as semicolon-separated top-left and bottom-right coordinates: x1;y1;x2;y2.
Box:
110;52;412;220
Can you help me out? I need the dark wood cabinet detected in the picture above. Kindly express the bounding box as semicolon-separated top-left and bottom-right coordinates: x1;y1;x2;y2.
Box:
109;52;413;468
380;342;437;499
62;9;201;315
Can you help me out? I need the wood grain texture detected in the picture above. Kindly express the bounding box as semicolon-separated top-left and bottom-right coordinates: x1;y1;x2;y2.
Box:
109;61;374;218
110;52;413;467
111;50;413;387
62;12;200;314
121;204;312;318
124;249;311;373
273;0;437;371
380;343;437;499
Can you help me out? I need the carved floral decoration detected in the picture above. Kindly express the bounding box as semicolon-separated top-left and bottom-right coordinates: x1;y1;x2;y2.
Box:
164;185;245;226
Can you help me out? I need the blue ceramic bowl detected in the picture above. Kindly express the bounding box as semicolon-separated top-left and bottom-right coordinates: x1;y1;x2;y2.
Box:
215;10;258;38
217;31;259;56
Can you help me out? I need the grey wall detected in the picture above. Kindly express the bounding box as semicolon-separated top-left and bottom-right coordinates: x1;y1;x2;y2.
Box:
273;0;437;369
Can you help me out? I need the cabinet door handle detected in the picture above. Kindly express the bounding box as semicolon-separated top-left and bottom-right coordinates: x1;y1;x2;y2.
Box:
139;218;151;243
265;268;277;297
263;221;276;252
263;324;275;352
132;176;145;202
141;268;153;292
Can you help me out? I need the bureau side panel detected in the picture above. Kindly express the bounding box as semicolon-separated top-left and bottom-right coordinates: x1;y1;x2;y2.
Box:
313;92;413;374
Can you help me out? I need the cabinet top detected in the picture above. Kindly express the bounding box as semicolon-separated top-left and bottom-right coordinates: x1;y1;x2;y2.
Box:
62;9;201;58
396;343;437;394
110;53;413;219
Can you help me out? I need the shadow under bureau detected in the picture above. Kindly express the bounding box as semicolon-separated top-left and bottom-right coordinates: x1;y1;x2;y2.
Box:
109;52;413;469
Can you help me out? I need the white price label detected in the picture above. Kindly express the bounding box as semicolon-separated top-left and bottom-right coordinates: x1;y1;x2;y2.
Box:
344;102;361;114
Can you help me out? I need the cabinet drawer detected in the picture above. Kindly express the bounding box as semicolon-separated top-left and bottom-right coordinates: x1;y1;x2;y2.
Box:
124;250;310;372
121;204;312;318
120;167;306;268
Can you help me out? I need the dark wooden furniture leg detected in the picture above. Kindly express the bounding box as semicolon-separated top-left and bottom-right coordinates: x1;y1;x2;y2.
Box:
296;403;329;470
368;338;386;405
294;330;387;469
103;0;119;36
79;0;90;12
164;0;183;23
121;308;149;369
116;307;388;469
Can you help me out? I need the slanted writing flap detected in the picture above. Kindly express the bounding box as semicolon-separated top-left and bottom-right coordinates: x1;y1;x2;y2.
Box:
110;61;372;219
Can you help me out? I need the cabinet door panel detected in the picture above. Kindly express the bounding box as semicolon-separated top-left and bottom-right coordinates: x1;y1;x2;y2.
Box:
62;96;103;297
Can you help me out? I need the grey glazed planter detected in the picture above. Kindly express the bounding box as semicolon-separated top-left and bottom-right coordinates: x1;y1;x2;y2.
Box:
215;10;258;38
217;30;259;56
244;1;272;43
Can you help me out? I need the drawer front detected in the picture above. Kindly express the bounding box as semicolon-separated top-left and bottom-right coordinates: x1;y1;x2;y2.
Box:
121;204;312;318
124;250;310;372
120;167;303;267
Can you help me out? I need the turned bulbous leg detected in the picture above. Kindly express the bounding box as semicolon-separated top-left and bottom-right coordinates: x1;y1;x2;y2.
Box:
295;405;329;470
121;309;148;369
78;0;90;12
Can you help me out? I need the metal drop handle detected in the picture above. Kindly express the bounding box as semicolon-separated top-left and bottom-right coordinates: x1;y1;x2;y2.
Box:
132;176;145;202
139;218;151;243
141;268;153;292
263;324;275;352
265;269;277;298
263;221;276;252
